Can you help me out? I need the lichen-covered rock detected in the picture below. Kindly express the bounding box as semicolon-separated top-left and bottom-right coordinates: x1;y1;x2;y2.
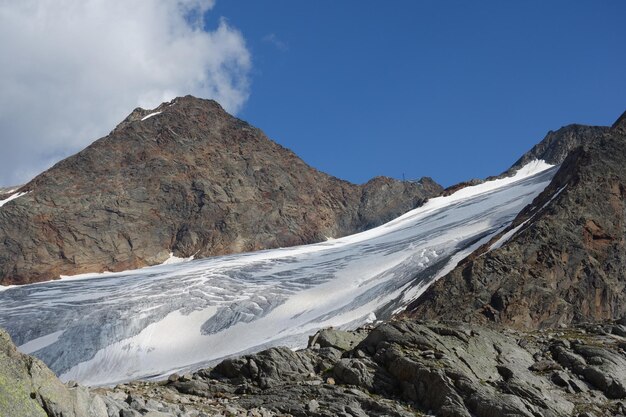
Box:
0;328;107;417
0;330;48;417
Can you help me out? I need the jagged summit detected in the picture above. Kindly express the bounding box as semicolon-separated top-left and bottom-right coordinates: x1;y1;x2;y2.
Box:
408;110;626;328
0;96;441;285
506;110;626;176
504;123;608;176
112;96;228;132
443;117;615;196
613;109;626;132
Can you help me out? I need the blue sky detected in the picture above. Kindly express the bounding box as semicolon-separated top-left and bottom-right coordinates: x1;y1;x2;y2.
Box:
0;1;624;187
206;1;625;186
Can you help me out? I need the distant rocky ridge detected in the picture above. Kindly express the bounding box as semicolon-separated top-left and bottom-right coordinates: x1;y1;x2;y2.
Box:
5;319;626;417
0;96;441;286
408;111;626;329
504;123;609;175
441;120;610;196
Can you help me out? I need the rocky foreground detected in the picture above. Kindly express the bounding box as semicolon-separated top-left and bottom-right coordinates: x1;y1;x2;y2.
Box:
6;318;626;417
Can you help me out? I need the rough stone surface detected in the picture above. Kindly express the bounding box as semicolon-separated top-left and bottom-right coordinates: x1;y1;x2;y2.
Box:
408;118;626;329
109;320;626;417
5;320;626;416
0;328;107;417
307;328;369;352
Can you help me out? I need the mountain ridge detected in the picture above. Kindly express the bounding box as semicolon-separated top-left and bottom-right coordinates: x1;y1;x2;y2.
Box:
0;95;441;286
3;103;626;416
407;113;626;328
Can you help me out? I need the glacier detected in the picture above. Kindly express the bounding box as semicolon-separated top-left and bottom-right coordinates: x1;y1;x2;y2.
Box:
0;161;557;386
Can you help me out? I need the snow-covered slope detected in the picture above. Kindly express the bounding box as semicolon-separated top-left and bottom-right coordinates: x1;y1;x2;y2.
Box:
0;191;29;207
0;161;557;386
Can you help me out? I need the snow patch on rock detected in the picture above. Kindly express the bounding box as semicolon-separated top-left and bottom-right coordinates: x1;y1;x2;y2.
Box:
0;191;29;208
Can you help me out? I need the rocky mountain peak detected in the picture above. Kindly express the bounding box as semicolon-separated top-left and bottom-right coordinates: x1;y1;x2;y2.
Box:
113;96;228;132
504;123;608;176
613;110;626;132
0;96;441;286
499;110;625;178
407;114;626;329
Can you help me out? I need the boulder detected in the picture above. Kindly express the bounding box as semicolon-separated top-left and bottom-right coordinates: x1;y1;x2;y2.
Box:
0;328;107;417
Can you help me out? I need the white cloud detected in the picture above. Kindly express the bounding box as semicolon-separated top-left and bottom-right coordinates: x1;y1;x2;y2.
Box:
0;0;251;186
262;33;289;51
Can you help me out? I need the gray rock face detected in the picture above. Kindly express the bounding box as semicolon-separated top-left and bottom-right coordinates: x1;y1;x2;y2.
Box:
307;328;368;351
5;320;626;417
505;123;608;175
118;320;626;417
0;328;107;417
409;116;626;328
0;95;441;285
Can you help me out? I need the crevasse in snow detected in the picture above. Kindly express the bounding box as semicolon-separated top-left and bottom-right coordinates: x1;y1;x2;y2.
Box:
0;161;557;386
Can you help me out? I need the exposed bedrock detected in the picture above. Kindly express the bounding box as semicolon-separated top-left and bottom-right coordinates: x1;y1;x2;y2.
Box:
5;318;626;416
